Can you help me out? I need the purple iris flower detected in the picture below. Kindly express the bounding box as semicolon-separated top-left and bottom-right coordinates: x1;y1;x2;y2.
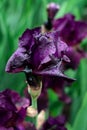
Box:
5;28;75;103
46;3;87;69
53;14;87;69
41;115;67;130
5;28;72;76
0;89;29;129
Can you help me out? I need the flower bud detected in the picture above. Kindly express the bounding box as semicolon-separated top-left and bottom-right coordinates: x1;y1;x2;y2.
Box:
47;2;60;20
43;3;60;32
28;81;42;99
26;106;38;117
36;110;46;129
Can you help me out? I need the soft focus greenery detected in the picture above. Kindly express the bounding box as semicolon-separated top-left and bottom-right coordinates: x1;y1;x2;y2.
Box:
0;0;87;129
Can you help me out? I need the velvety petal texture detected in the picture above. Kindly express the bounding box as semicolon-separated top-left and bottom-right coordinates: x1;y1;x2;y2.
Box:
31;33;56;69
0;127;14;130
0;89;29;129
6;28;40;73
19;27;40;49
43;75;73;104
65;47;87;69
5;29;71;77
41;115;67;130
53;14;87;46
6;47;29;73
47;9;87;69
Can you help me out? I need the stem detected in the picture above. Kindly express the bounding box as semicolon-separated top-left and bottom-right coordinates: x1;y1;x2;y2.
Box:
27;80;42;127
31;96;38;127
31;97;37;110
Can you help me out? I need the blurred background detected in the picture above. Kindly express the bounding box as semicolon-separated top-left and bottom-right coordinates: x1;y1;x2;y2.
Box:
0;0;87;129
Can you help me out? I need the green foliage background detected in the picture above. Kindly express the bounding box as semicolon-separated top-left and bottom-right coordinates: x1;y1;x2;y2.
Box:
0;0;87;129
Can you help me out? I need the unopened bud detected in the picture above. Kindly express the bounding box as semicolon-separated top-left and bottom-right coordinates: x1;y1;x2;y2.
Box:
28;81;42;99
26;106;38;117
47;2;60;20
43;3;60;32
36;110;46;129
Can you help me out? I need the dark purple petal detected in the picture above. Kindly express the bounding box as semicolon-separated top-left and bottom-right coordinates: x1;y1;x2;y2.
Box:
16;97;29;109
33;58;75;104
16;108;26;123
0;91;17;111
52;13;87;70
2;88;20;103
31;33;56;68
31;30;70;70
19;28;40;49
55;115;66;125
0;89;29;128
41;115;67;130
6;28;40;73
54;38;68;58
2;89;29;109
16;122;36;130
0;127;13;130
0;110;13;126
46;30;68;57
5;47;29;73
43;77;72;104
65;47;87;69
21;122;36;130
37;89;48;112
53;13;87;46
34;61;75;82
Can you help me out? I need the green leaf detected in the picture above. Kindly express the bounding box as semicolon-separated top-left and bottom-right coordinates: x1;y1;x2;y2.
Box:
69;59;87;123
66;123;73;130
73;92;87;130
48;89;63;117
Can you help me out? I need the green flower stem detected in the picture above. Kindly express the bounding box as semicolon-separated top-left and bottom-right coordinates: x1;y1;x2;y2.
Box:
27;81;42;127
31;96;38;127
32;97;37;109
